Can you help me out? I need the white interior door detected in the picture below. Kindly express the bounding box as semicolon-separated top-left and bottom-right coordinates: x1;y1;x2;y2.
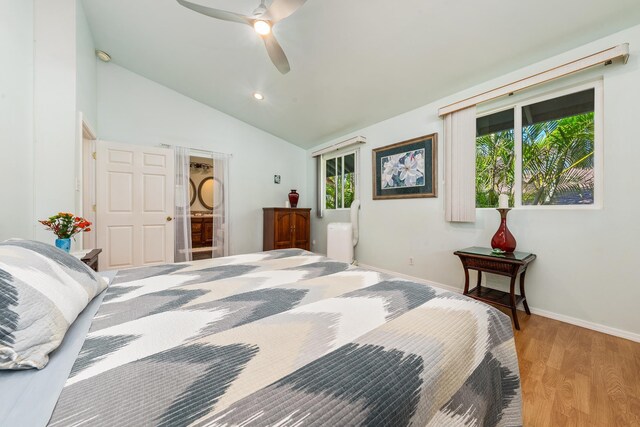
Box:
96;141;174;270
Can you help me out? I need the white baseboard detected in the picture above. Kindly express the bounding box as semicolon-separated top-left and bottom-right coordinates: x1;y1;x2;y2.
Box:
358;263;640;343
525;307;640;343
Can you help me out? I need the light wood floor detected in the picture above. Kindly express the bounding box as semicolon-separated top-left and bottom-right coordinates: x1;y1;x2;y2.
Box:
501;309;640;426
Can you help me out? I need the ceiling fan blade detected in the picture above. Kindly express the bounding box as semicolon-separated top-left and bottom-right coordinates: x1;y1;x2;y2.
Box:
263;0;307;23
262;34;291;74
177;0;250;25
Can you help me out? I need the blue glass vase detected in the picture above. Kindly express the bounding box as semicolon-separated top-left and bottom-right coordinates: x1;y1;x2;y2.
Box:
55;238;71;253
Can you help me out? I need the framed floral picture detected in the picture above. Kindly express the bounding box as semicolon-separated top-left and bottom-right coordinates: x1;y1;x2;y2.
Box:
372;133;437;199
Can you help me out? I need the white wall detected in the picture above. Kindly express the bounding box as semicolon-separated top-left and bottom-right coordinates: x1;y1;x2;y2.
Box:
33;0;78;243
308;25;640;338
97;62;307;255
0;0;34;240
1;0;87;245
76;0;97;130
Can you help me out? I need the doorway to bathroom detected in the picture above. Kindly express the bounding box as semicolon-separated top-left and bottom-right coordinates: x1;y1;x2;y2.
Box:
179;150;228;262
172;147;230;263
189;156;215;260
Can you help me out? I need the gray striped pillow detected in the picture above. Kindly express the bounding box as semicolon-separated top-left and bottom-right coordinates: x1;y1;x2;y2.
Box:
0;240;107;370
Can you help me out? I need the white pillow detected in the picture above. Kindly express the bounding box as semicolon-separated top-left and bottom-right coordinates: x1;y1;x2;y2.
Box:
0;240;107;370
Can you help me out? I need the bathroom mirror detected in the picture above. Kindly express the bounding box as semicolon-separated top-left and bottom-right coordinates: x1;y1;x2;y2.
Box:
198;177;223;210
189;178;196;206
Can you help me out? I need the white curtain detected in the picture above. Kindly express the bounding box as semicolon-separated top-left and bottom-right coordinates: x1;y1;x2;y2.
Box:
212;154;229;258
444;105;477;222
316;156;324;218
174;147;193;262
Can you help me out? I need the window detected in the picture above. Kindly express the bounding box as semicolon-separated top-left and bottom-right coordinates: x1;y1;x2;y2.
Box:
476;83;601;208
323;150;357;210
476;109;515;207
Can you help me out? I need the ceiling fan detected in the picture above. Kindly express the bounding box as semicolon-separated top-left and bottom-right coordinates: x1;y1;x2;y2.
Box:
177;0;308;74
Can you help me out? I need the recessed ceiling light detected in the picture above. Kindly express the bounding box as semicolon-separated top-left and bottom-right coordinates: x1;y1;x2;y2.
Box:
95;49;111;62
253;20;271;36
253;92;264;101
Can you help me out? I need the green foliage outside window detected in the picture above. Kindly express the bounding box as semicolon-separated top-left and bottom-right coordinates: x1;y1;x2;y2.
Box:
343;173;355;208
476;130;515;208
476;112;594;207
325;176;336;209
325;153;356;209
521;113;594;205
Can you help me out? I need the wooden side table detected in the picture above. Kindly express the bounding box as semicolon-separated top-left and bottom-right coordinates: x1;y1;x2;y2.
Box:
454;247;536;330
74;249;102;272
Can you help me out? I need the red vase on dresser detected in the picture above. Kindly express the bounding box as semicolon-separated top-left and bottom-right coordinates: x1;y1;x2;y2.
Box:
491;208;517;253
288;190;299;208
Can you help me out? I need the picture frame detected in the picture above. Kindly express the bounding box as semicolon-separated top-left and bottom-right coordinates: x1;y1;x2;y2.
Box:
372;133;437;200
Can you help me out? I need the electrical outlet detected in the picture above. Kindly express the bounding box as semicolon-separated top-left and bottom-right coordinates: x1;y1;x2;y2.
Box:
274;175;281;184
408;257;414;266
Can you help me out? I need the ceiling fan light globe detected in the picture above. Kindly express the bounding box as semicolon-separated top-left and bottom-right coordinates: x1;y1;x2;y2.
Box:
253;20;271;35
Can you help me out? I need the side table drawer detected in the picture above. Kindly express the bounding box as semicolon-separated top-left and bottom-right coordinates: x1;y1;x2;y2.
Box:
464;257;515;274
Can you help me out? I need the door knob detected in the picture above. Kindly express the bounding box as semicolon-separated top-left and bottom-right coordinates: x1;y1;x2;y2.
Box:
167;216;173;222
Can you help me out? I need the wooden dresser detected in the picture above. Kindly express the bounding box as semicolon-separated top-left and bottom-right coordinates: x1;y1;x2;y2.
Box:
191;216;214;248
263;208;311;251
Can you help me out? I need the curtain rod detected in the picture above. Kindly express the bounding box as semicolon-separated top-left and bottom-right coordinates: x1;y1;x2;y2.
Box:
160;143;232;158
438;43;629;117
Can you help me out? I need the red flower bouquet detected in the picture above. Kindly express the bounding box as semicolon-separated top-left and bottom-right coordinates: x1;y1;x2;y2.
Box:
39;213;92;239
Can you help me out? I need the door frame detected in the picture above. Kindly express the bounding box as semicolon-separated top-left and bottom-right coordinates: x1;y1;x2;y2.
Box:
80;115;97;250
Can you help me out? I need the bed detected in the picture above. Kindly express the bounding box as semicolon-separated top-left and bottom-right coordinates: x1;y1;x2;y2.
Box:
0;242;522;426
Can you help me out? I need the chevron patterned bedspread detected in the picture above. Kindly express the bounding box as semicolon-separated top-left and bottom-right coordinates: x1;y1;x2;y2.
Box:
48;249;522;426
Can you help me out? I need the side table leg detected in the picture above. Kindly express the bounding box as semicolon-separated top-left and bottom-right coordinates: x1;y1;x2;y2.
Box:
477;271;482;293
463;266;470;295
520;270;531;315
509;274;520;330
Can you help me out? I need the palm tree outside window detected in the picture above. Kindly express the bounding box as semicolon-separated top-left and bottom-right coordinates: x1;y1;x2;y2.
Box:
476;85;599;208
324;151;357;210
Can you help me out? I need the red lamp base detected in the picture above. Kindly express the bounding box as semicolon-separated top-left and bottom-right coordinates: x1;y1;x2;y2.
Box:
491;208;517;253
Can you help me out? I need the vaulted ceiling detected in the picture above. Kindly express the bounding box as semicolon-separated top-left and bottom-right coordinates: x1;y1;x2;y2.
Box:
82;0;640;148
